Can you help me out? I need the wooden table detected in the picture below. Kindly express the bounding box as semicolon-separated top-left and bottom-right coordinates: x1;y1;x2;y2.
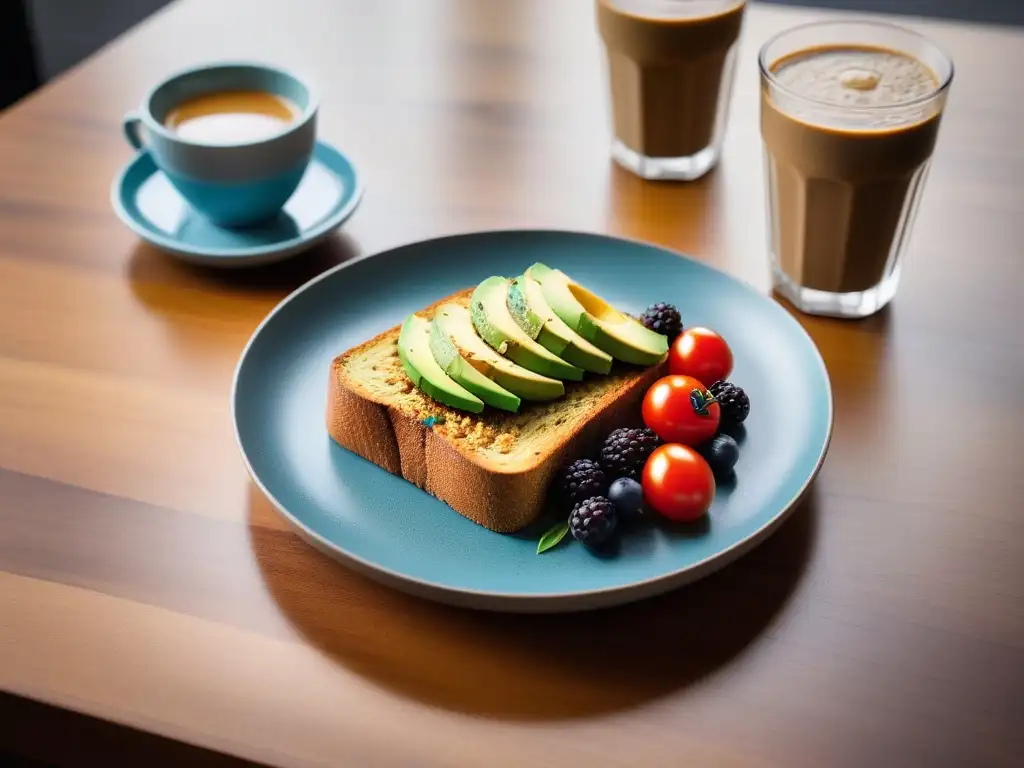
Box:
2;1;1022;765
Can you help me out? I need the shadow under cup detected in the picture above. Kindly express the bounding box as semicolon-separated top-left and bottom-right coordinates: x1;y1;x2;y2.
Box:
759;22;954;319
123;63;318;228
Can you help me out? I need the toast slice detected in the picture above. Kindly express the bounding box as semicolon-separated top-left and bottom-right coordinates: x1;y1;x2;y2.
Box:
326;288;668;533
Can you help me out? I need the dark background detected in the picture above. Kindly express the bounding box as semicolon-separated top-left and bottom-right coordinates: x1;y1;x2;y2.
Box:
2;0;1023;112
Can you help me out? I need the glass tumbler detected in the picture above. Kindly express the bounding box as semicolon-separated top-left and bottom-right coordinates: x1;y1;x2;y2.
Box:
760;21;954;318
596;0;747;181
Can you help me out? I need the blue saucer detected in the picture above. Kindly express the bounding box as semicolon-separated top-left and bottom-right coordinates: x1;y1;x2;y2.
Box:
112;140;362;267
233;230;833;612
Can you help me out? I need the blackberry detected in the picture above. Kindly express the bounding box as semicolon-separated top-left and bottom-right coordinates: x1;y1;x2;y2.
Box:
569;496;618;546
557;458;607;508
641;302;683;341
709;380;750;426
600;427;660;480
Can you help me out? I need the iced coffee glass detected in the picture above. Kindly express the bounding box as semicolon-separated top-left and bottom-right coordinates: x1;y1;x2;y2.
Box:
596;0;746;181
760;21;954;318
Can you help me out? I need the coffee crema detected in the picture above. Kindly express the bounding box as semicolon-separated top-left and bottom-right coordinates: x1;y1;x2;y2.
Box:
762;45;943;294
164;90;299;144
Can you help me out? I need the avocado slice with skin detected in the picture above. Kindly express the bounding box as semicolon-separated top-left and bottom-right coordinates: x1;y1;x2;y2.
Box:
510;271;614;375
398;314;484;413
530;263;668;366
471;276;585;381
431;303;564;401
428;317;520;412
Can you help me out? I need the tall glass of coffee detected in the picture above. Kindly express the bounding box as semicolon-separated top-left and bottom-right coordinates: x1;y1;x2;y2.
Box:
596;0;747;181
760;21;954;318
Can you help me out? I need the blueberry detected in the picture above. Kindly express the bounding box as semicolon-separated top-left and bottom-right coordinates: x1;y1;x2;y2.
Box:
608;477;644;519
704;434;739;477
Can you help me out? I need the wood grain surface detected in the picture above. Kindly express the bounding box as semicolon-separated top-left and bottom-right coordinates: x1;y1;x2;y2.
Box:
1;0;1022;766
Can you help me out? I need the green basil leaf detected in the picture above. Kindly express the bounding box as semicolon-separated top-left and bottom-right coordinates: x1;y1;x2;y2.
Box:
537;521;570;554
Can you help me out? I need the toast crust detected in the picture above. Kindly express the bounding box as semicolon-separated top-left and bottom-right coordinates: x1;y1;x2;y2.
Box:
326;289;667;533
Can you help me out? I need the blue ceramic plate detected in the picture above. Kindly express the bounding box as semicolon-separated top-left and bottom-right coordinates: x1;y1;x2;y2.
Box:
233;231;832;612
112;140;362;267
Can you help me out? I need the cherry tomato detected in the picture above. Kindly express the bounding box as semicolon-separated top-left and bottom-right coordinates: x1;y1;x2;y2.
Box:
642;444;715;522
669;327;733;386
642;375;720;446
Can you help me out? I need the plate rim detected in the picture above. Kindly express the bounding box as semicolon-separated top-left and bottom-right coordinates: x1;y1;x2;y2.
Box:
110;140;364;262
231;229;834;612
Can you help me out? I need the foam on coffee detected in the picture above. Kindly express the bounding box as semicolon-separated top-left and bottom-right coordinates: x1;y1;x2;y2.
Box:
771;47;940;130
164;90;299;144
604;0;744;18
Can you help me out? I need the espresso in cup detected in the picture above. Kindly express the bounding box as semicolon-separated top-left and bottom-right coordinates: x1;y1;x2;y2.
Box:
123;63;317;227
164;90;301;144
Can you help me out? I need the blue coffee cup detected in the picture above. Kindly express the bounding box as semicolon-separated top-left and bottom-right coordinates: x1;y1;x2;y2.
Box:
123;62;317;227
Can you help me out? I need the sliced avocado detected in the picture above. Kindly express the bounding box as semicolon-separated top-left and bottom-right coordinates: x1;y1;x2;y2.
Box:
398;314;484;413
428;317;520;412
470;276;584;381
431;303;564;401
511;271;614;375
506;276;545;340
530;263;668;366
422;316;519;412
